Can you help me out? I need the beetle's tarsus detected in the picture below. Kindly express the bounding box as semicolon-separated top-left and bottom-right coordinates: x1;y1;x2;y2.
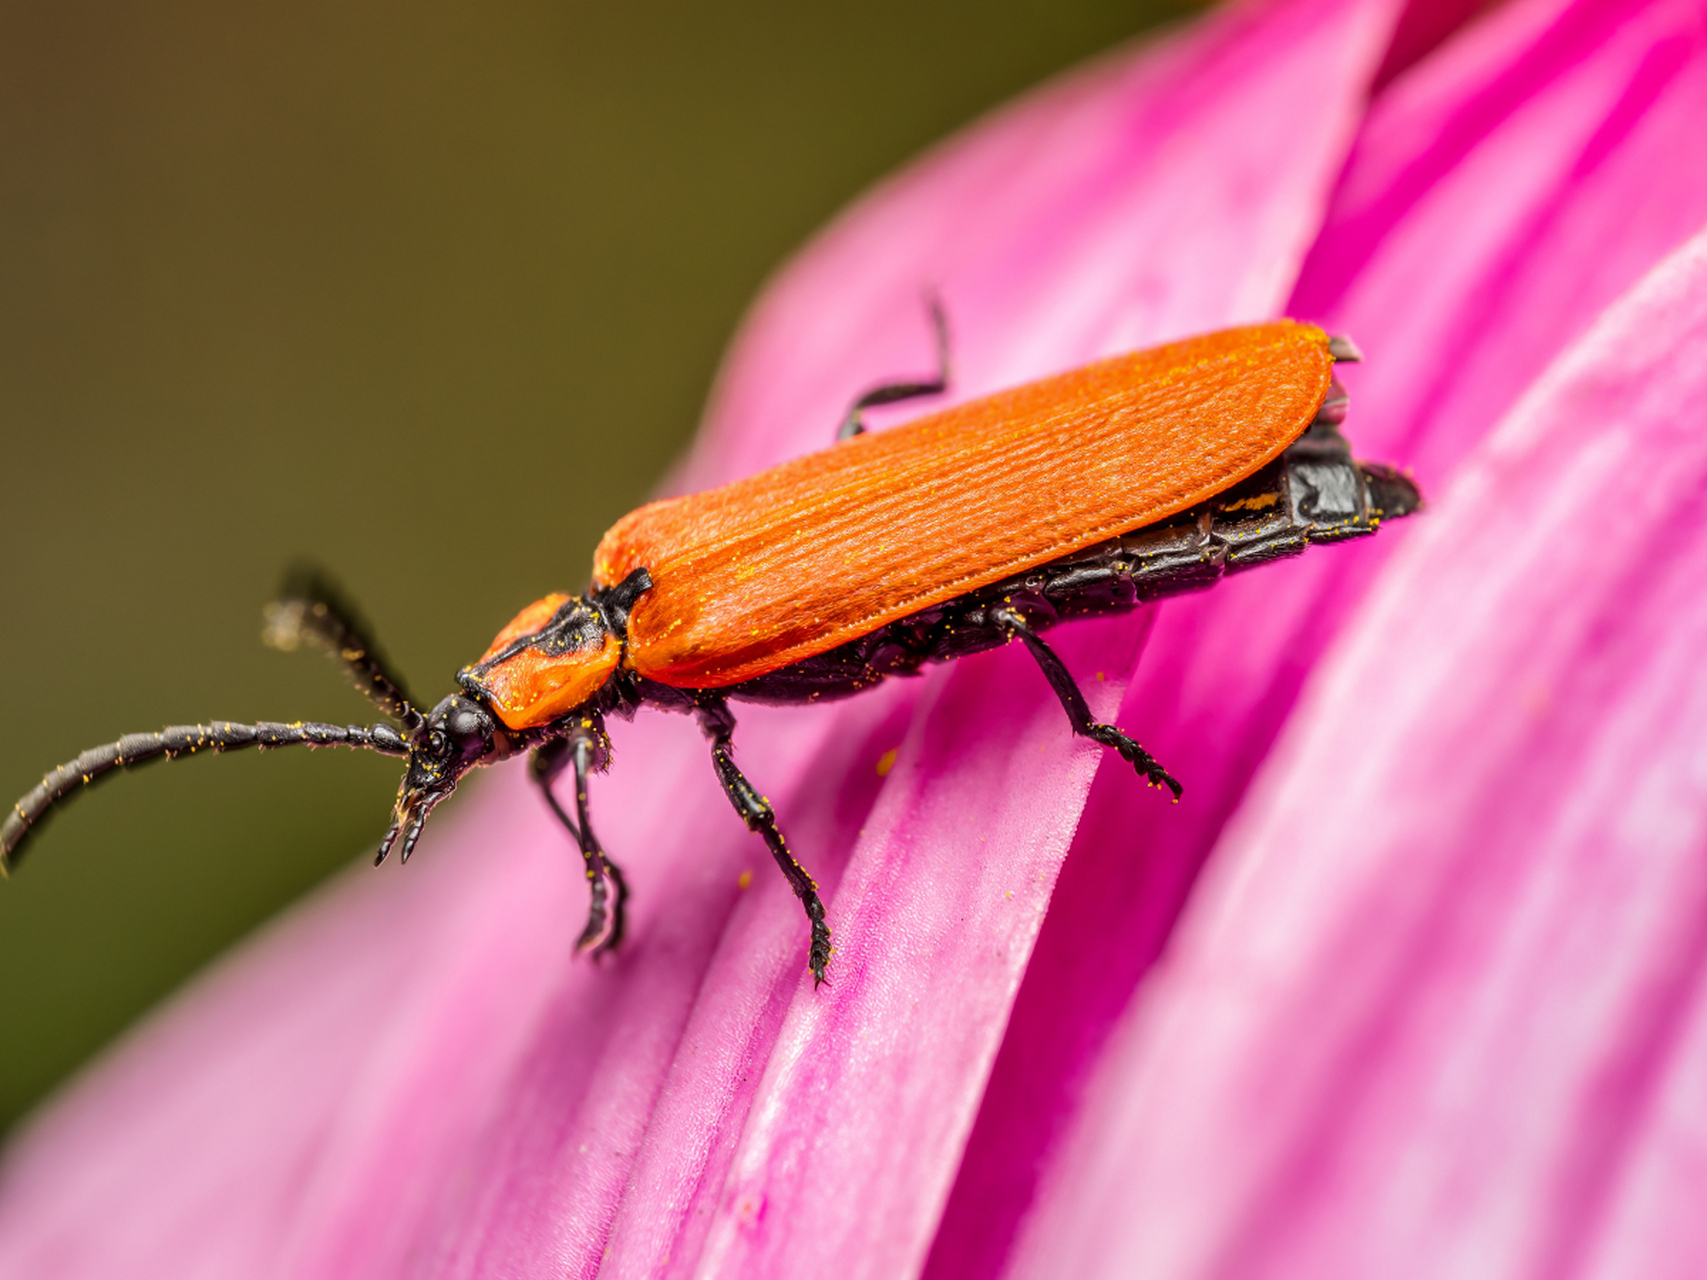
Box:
594;861;630;957
1085;722;1183;800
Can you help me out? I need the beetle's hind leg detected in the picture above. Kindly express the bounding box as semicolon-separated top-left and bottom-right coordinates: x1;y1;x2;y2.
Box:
696;699;833;987
835;294;951;441
992;607;1182;801
531;726;629;955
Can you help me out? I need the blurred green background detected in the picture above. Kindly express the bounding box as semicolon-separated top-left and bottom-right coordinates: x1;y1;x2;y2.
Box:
0;0;1193;1134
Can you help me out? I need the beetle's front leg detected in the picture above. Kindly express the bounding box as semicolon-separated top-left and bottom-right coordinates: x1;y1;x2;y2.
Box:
696;698;833;987
530;722;628;955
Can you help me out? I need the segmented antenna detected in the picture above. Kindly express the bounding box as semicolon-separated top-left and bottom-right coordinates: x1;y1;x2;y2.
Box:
1;720;410;873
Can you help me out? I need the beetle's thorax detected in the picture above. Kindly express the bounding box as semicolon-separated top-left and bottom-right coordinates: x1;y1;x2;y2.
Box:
456;568;653;733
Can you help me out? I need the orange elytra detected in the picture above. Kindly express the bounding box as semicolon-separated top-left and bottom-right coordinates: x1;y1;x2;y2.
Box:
594;321;1335;690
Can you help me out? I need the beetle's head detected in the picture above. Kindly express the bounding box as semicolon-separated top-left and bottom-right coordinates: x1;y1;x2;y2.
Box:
378;693;500;866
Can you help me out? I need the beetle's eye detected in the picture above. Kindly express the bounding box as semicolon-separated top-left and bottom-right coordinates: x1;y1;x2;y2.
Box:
427;730;448;756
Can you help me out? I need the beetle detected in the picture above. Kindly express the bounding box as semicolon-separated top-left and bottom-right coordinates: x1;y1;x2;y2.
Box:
2;318;1418;986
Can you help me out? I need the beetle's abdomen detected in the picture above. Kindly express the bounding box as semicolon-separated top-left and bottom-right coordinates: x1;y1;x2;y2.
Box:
595;321;1335;689
724;422;1421;706
460;594;620;730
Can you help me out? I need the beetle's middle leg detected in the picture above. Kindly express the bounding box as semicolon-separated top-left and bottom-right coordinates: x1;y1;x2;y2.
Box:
992;607;1182;801
695;698;833;987
531;726;629;955
835;294;951;441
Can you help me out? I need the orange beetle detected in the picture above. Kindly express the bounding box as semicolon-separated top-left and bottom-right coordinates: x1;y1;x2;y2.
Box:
3;319;1418;986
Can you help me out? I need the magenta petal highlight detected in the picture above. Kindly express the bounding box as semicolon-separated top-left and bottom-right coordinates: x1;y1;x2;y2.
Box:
1293;0;1707;480
1010;224;1707;1280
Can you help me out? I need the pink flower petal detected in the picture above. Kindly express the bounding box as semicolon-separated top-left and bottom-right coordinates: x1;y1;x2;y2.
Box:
1294;0;1707;478
932;1;1707;1273
0;2;1402;1275
1008;220;1707;1280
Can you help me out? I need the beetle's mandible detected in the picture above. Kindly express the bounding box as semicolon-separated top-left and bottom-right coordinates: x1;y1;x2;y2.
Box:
3;318;1419;986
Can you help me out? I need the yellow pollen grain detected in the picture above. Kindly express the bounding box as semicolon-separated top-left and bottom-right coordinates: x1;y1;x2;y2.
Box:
1220;491;1281;513
737;869;752;890
875;748;898;776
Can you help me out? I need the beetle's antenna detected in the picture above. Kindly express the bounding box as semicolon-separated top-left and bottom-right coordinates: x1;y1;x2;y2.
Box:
263;565;424;736
1;719;411;874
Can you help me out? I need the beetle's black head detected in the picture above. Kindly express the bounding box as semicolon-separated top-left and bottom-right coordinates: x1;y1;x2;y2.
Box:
378;693;501;866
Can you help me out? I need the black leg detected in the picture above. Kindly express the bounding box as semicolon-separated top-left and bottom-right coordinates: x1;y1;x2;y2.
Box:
696;699;833;987
530;725;628;955
992;607;1182;801
530;738;581;842
836;295;951;441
